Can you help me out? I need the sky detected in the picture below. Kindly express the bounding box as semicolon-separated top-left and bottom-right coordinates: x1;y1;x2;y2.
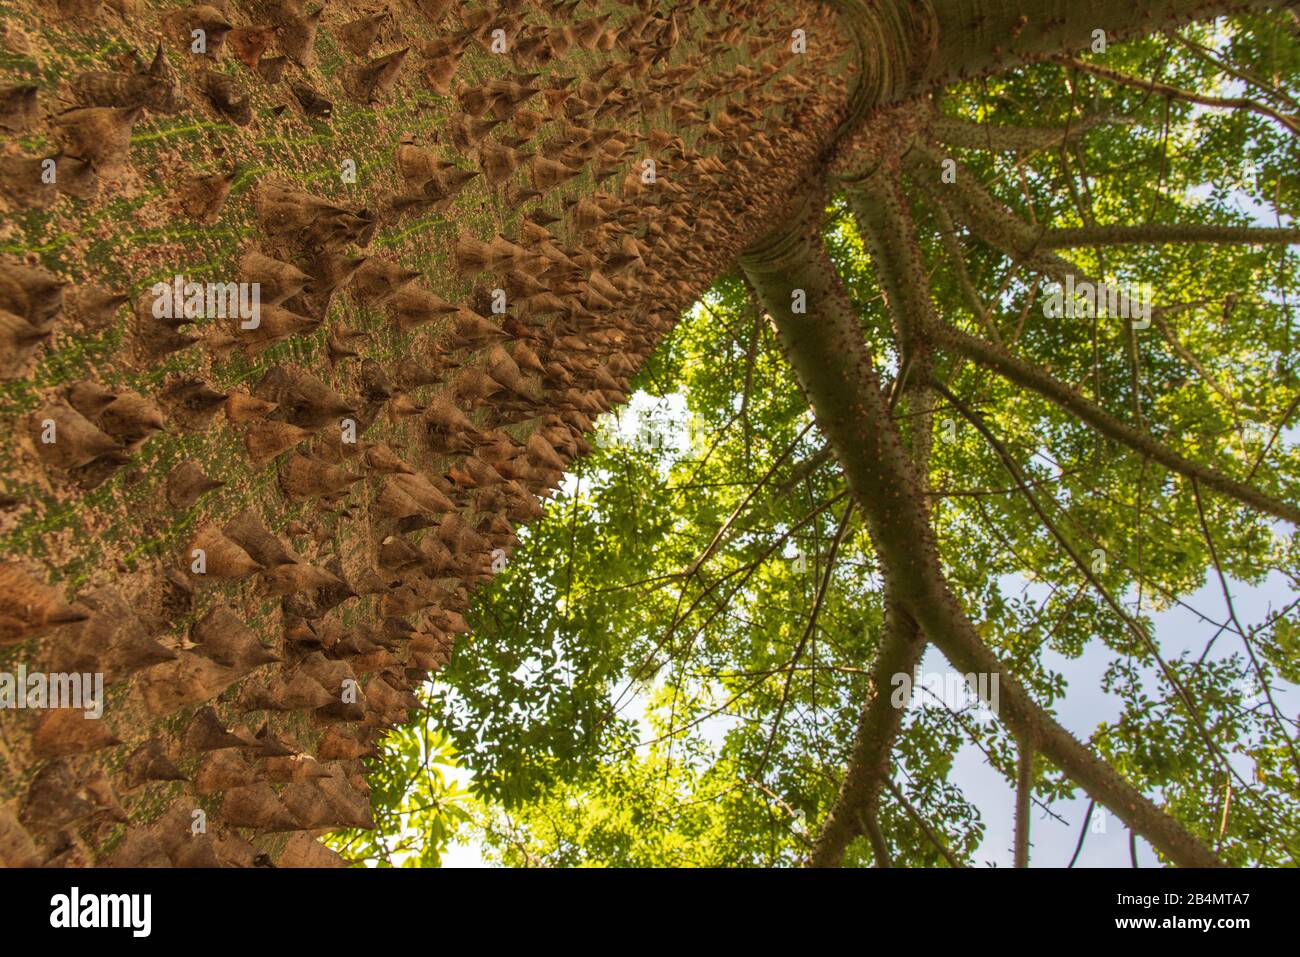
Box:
950;570;1297;867
434;388;1297;868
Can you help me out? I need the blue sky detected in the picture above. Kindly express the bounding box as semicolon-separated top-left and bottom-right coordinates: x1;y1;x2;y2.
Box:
437;388;1297;867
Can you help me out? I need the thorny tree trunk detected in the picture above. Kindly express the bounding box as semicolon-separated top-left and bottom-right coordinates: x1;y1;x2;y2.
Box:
0;0;859;867
0;0;1287;868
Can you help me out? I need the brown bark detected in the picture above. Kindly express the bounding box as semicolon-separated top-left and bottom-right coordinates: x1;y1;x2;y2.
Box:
0;0;860;867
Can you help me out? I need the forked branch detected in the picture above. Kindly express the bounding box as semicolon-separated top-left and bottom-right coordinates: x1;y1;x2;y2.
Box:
740;195;1222;868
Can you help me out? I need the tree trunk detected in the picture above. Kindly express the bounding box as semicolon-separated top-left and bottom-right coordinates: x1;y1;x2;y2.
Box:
0;0;862;867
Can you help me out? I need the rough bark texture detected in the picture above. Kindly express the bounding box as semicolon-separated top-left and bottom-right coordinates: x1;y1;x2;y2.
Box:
0;0;860;867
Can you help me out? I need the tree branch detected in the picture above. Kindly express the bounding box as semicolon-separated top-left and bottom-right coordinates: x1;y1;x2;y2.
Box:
927;193;1006;344
1068;799;1097;867
1174;33;1300;113
931;112;1126;152
932;378;1259;802
1039;223;1300;248
1014;737;1034;867
929;322;1300;524
739;195;1222;867
755;500;856;778
885;777;965;868
1039;53;1300;135
808;595;927;867
805;167;943;868
915;0;1296;92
